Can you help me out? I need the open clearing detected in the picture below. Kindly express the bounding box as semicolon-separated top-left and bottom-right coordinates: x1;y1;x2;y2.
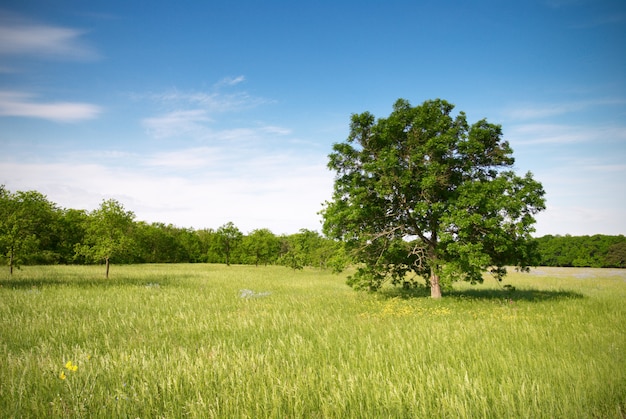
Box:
1;265;624;418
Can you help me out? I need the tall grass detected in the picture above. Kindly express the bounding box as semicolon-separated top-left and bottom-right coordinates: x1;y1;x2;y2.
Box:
1;264;624;418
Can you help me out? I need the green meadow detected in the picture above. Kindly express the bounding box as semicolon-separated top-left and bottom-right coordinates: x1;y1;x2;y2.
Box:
1;264;624;418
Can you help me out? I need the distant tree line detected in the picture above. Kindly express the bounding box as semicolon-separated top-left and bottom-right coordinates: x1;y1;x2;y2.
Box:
533;234;626;268
1;186;624;275
0;186;347;276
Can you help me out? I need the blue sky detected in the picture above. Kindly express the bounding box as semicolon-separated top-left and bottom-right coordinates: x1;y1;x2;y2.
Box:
1;0;624;236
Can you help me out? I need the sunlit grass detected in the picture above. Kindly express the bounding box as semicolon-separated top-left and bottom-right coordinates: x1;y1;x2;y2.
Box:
1;264;624;417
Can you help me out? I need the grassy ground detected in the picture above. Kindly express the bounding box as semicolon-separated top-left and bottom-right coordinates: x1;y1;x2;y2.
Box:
0;264;624;418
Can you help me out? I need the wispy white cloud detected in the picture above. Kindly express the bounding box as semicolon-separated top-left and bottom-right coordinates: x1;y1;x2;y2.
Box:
140;84;286;144
0;91;102;122
261;125;292;135
145;88;269;113
503;98;626;121
215;75;246;87
142;109;291;144
507;123;626;145
0;12;99;60
142;109;212;139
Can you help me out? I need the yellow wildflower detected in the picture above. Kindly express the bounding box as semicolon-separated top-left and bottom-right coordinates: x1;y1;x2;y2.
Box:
65;361;78;372
59;371;66;380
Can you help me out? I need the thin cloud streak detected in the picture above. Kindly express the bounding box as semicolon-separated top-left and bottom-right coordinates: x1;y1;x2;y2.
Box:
0;91;101;122
142;109;212;139
507;123;626;145
142;111;292;145
215;75;246;87
146;88;270;113
139;86;273;140
503;99;626;121
0;13;98;60
141;87;292;146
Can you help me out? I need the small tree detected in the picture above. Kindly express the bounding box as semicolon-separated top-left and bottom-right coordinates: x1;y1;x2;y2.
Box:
213;222;242;266
322;99;546;297
76;199;135;278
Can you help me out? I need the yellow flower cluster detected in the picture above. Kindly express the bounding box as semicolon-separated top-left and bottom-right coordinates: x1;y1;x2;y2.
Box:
59;360;78;380
65;360;78;371
359;298;452;319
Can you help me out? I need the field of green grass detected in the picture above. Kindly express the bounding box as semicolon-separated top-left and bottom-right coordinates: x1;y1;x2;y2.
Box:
1;264;624;418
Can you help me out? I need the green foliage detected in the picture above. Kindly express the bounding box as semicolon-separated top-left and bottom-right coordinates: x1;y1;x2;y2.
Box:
242;228;281;266
606;241;626;268
0;265;624;417
535;235;626;268
133;222;203;263
213;222;243;266
326;242;350;273
53;209;89;264
0;186;58;274
277;229;344;271
322;99;546;297
75;199;136;278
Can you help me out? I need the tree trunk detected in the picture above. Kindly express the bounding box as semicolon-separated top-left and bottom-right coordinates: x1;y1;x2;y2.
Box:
9;246;14;275
105;257;110;279
430;267;442;299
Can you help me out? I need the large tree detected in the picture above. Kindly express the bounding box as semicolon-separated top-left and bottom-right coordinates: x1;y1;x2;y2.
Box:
322;99;546;298
76;199;135;278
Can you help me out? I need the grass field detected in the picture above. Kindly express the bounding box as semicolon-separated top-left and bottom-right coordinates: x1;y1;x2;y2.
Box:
1;264;625;418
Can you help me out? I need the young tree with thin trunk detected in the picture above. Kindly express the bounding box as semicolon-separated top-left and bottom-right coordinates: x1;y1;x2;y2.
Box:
322;99;546;298
214;222;242;266
76;199;135;278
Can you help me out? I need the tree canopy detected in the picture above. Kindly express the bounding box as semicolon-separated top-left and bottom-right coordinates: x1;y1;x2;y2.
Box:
321;98;546;297
0;186;57;274
76;199;136;278
214;222;243;266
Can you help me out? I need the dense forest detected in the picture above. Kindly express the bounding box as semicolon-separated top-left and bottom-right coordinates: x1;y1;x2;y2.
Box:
1;186;624;274
534;234;626;268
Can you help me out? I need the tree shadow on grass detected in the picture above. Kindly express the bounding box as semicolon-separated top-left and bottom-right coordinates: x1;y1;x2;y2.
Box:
0;275;175;290
380;285;585;302
446;287;584;302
